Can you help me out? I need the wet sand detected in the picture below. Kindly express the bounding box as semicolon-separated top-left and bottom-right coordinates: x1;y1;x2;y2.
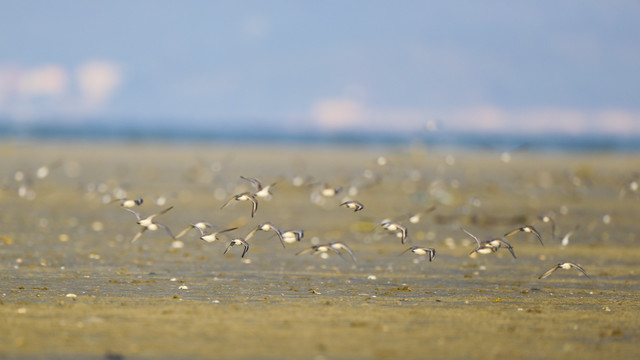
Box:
1;140;639;359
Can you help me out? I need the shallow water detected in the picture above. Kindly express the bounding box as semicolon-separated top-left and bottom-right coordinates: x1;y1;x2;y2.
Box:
1;141;639;359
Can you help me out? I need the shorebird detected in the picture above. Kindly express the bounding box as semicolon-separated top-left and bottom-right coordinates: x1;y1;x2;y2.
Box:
406;205;436;224
296;243;344;260
484;238;517;258
381;220;408;244
289;174;314;187
504;225;544;246
224;238;250;258
400;246;436;262
340;200;364;212
281;230;304;244
560;225;579;247
126;206;175;243
221;192;258;217
538;262;590;279
195;225;238;243
241;176;276;199
110;197;143;208
538;214;557;240
314;183;342;197
174;221;214;239
461;227;517;259
328;241;357;263
245;222;285;247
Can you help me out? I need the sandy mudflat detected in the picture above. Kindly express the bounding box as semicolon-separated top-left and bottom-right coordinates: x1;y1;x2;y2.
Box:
1;140;639;359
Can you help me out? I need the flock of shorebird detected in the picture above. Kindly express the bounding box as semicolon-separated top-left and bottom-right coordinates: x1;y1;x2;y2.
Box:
111;174;591;281
460;225;589;279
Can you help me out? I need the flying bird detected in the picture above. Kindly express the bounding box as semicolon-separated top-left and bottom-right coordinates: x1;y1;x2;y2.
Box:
538;214;557;241
221;192;258;217
296;244;344;260
538;262;590;279
224;238;250;258
461;227;516;259
195;225;238;243
110;197;143;208
328;241;357;263
381;220;408;244
400;246;436;262
406;205;436;224
245;222;285;247
560;225;580;247
313;183;342;197
281;230;304;244
174;221;214;239
241;176;276;198
126;206;175;243
504;225;544;246
340;200;364;212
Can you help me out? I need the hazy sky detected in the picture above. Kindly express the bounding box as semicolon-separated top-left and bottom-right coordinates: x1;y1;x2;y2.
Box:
1;1;639;135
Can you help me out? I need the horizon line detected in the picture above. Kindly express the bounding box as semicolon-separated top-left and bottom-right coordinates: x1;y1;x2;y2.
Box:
1;121;639;152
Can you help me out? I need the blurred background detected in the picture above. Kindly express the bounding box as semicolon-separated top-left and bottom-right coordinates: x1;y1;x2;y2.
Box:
1;1;639;145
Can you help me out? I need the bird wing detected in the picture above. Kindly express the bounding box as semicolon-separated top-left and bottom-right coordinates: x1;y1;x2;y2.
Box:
504;228;522;238
241;176;263;190
327;247;346;260
131;228;146;243
333;243;357;263
219;227;238;234
248;195;258;217
399;226;408;244
399;247;414;256
223;242;234;254
149;206;174;220
125;208;142;221
538;265;560;279
427;248;436;262
570;263;591;279
528;226;544;246
272;228;286;248
461;227;481;247
220;197;236;210
245;227;259;241
175;225;195;239
241;241;250;258
157;223;175;239
502;241;517;259
296;247;316;256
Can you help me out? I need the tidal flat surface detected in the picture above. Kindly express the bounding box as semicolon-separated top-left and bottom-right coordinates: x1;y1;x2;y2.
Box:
1;141;639;359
